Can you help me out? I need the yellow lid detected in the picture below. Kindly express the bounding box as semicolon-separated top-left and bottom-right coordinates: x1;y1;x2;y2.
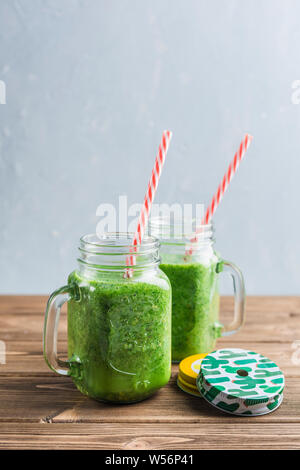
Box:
177;377;201;398
178;375;198;391
178;353;207;386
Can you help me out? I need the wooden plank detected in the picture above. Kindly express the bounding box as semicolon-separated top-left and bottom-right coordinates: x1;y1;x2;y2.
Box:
0;296;299;449
1;296;300;343
0;373;297;424
0;295;299;315
0;296;48;315
0;340;299;377
0;422;300;449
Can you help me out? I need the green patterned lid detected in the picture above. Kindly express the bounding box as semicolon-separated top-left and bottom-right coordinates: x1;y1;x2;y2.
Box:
196;348;284;416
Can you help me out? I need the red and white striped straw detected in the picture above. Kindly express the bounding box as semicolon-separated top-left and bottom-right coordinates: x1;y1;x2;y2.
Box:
190;133;253;246
125;130;172;276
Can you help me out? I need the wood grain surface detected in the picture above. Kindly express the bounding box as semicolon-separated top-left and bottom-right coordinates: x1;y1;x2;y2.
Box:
0;295;300;449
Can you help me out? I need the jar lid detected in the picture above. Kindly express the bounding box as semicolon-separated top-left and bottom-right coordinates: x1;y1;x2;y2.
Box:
197;348;284;416
177;353;207;397
177;377;201;397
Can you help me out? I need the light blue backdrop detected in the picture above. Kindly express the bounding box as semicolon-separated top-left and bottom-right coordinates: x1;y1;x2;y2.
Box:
0;0;299;294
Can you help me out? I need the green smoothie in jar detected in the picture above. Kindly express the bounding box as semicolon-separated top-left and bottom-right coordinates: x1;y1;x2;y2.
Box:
44;233;172;403
67;270;171;403
160;258;221;362
149;218;246;363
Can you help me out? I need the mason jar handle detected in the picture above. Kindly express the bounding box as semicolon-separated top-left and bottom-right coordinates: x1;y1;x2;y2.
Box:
220;261;245;336
43;285;72;376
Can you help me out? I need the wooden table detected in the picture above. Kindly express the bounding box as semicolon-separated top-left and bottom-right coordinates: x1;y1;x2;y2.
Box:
0;295;300;450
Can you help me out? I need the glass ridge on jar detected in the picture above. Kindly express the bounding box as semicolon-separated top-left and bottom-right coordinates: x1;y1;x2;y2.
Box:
43;233;172;403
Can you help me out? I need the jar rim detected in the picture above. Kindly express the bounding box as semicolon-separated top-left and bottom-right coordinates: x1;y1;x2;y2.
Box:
78;232;160;273
80;232;159;251
148;216;214;242
149;215;213;231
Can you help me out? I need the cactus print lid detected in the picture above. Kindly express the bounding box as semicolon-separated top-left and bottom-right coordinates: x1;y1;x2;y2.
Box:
196;348;284;416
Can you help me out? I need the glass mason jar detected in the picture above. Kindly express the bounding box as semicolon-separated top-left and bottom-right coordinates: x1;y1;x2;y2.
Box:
149;218;245;362
43;233;172;403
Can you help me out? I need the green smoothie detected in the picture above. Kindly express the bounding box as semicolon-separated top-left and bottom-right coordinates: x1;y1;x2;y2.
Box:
67;270;171;403
160;259;222;362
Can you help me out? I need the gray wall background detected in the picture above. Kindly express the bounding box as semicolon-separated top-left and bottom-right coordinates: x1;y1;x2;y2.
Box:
0;0;299;294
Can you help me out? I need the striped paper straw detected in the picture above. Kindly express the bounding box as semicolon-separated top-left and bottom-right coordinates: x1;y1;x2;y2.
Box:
190;133;253;247
125;130;173;277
